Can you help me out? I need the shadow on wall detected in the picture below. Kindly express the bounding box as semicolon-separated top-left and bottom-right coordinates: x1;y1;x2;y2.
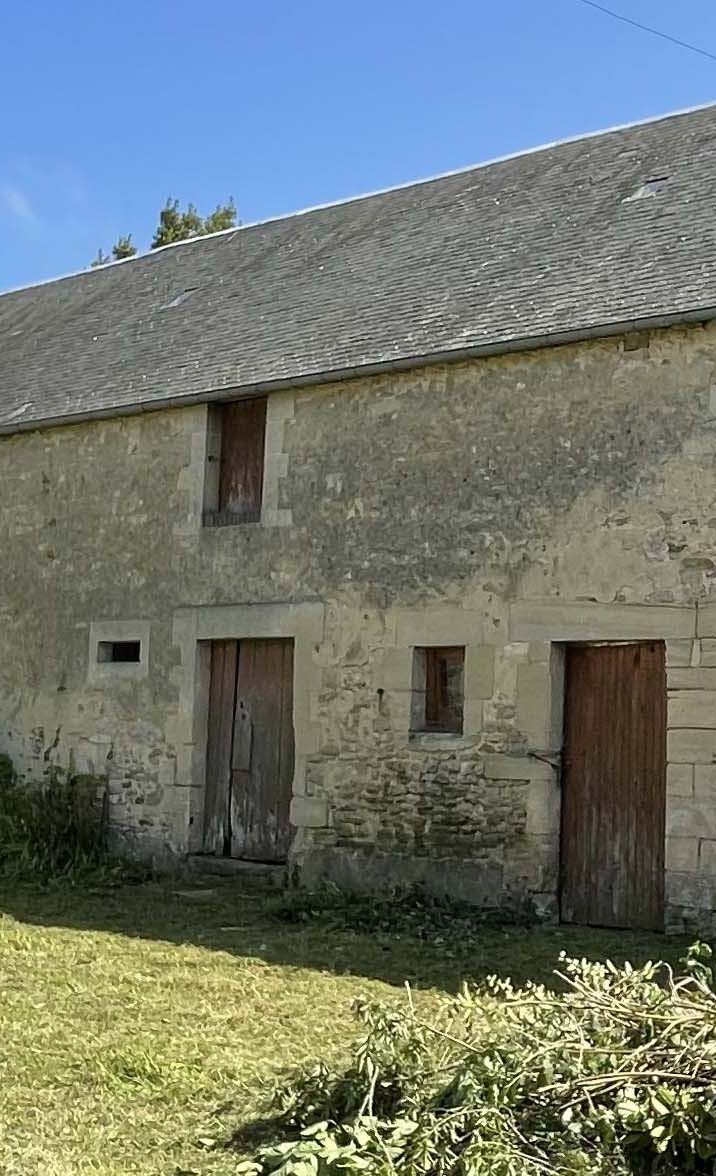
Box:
0;877;692;993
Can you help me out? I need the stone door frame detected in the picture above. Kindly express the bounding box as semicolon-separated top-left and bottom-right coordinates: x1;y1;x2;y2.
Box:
510;599;703;927
171;600;326;854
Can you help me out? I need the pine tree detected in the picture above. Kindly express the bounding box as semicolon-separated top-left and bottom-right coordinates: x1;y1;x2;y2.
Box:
90;197;237;266
112;235;137;260
151;197;236;248
203;198;237;235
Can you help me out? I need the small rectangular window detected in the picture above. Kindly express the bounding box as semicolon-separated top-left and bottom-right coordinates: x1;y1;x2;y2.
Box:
205;397;267;525
412;646;465;734
98;640;141;664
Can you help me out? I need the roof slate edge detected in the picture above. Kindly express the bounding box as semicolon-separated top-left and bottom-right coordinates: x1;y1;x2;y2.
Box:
3;302;715;437
2;99;714;301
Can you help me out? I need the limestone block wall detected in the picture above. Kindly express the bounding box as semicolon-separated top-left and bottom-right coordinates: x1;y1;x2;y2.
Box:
506;600;716;931
295;598;716;929
291;602;562;913
2;322;716;925
666;604;716;933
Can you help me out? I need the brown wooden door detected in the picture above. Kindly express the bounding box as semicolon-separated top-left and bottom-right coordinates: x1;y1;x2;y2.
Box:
203;639;238;856
203;638;294;862
561;642;666;931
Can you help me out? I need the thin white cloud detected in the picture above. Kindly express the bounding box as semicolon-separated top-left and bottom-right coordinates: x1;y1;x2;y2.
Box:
0;184;37;223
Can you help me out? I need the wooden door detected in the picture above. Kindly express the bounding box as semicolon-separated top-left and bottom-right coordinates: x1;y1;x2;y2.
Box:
561;642;666;931
203;638;294;862
203;640;238;856
231;639;294;861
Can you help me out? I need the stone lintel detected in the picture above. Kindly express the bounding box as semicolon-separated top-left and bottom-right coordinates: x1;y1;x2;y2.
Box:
510;601;695;643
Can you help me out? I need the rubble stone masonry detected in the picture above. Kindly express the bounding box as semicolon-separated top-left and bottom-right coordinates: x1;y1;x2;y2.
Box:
3;322;716;928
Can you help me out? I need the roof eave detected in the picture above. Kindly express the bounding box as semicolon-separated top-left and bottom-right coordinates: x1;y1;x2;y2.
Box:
2;304;715;436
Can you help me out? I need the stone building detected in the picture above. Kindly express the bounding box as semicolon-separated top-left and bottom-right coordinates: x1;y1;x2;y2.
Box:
1;104;716;931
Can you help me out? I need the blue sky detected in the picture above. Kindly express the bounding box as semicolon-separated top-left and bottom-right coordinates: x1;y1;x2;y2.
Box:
1;0;715;290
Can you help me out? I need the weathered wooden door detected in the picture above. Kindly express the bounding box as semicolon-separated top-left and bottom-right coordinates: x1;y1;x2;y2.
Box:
561;642;666;931
203;638;294;862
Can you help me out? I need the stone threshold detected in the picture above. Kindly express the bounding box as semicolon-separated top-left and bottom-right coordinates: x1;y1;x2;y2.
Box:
187;854;287;886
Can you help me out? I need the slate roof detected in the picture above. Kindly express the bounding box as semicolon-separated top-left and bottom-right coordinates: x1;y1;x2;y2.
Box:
2;104;716;432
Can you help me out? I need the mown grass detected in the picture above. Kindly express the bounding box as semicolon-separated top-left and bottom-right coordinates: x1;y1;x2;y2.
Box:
0;879;691;1175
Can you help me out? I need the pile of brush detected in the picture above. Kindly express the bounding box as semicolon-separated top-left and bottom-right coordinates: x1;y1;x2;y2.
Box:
238;943;716;1175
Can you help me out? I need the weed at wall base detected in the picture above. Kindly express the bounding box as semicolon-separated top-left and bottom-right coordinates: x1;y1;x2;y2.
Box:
0;756;108;880
270;882;538;940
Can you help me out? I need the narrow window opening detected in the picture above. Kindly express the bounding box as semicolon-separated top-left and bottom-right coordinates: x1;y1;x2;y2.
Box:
411;646;465;734
98;640;141;664
204;397;267;526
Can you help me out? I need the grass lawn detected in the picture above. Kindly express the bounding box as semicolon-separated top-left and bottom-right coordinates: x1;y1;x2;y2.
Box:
0;878;692;1176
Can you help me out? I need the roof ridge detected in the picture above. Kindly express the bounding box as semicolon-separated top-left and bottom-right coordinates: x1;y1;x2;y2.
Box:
2;99;715;301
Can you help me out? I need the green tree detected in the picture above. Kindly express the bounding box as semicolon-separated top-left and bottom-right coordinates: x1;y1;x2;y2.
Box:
151;197;236;248
203;197;237;235
151;198;200;248
90;197;237;267
111;235;137;261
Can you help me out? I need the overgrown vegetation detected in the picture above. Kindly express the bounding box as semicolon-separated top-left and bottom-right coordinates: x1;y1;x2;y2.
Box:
0;754;108;878
242;944;716;1175
272;883;536;941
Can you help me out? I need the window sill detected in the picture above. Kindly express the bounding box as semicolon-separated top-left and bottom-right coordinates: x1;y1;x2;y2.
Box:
203;510;262;528
88;662;148;687
408;731;474;751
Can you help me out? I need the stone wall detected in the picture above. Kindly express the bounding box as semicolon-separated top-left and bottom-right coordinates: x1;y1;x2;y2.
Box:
665;606;716;932
2;322;716;924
